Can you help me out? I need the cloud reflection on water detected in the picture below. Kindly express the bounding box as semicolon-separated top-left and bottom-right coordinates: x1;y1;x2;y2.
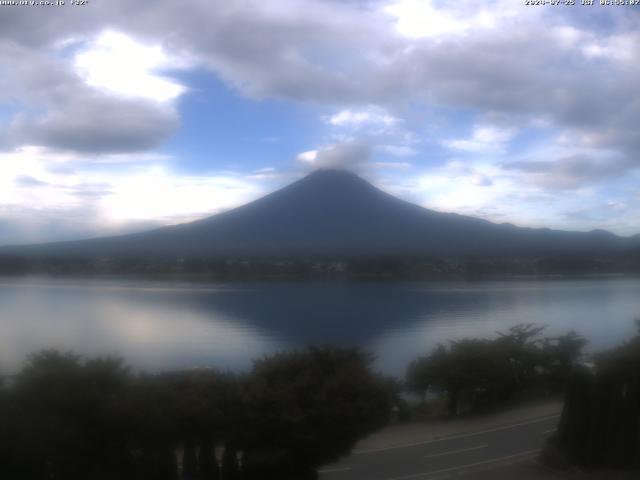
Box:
1;276;639;376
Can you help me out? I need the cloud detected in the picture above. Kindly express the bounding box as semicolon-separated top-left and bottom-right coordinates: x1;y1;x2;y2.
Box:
383;0;523;39
74;30;189;103
387;151;640;235
296;150;319;164
245;167;295;181
132;0;638;175
1;0;640;238
296;141;413;173
393;160;508;221
296;141;372;170
9;95;179;154
371;161;412;170
561;200;639;235
14;175;49;188
326;106;398;130
0;32;183;155
100;169;263;224
502;155;634;191
0;2;635;113
379;145;417;157
471;175;493;187
444;125;516;154
0;147;264;245
2;1;638;160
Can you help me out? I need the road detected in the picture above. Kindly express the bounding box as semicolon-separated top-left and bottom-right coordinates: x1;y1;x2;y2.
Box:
319;413;561;480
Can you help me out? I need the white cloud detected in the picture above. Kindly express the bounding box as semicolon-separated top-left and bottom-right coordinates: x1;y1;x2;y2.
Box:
0;147;263;245
295;141;372;170
385;150;640;235
384;0;470;39
580;31;640;66
401;161;507;216
296;142;412;172
100;169;259;224
444;125;516;154
296;150;318;164
245;167;294;181
384;0;523;39
327;106;398;130
74;30;189;103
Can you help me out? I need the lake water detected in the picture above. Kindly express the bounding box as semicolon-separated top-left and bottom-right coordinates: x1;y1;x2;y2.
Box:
1;276;639;376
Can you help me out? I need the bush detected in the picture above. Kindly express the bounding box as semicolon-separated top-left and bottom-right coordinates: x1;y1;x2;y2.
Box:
240;347;393;479
0;347;393;479
406;324;586;416
555;324;640;471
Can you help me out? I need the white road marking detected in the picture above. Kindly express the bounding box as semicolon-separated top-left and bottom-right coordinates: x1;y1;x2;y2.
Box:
423;444;488;460
542;428;557;435
318;466;352;474
384;449;541;480
356;414;560;454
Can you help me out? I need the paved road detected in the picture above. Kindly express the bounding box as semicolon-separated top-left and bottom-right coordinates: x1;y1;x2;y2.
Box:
319;413;560;480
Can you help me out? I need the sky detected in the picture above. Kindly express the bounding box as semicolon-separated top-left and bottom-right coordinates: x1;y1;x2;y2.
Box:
0;0;639;245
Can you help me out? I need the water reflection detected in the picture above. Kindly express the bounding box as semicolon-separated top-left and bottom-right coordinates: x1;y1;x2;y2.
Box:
0;276;639;376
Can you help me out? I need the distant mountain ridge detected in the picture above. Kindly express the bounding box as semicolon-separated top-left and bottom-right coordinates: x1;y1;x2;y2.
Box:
1;169;639;259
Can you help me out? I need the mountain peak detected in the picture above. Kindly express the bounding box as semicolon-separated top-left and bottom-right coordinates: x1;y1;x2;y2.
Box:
307;167;358;176
300;168;367;184
289;168;382;195
247;168;389;214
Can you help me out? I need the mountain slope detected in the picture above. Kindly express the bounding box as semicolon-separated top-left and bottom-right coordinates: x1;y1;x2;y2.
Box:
1;169;636;258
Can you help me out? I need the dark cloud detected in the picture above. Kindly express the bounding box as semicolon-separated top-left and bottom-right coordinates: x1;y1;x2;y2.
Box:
502;155;636;190
1;1;639;160
128;2;640;167
14;175;48;187
9;95;178;154
0;2;143;47
314;141;372;169
0;39;178;155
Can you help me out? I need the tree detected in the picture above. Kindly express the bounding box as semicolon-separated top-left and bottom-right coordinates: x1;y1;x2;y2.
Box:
554;325;640;471
2;347;394;479
240;347;393;479
540;331;587;392
405;324;580;416
8;350;133;480
148;369;242;479
407;338;521;416
445;339;519;415
406;345;447;402
496;323;546;387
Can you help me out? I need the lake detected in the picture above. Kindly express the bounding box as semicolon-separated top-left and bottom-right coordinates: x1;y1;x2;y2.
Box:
1;275;639;376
